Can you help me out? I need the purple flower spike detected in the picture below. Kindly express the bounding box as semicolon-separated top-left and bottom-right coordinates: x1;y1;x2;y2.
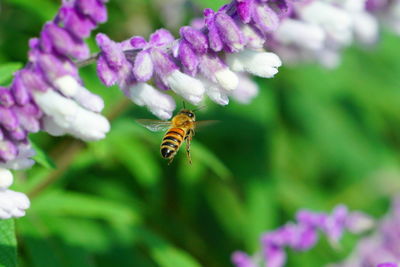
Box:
133;50;154;82
180;26;208;54
59;7;96;39
0;88;15;108
75;0;107;23
252;3;280;34
41;23;89;60
178;40;199;76
214;12;245;52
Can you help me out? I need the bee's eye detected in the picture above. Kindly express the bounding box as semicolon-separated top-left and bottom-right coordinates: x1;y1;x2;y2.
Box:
188;113;194;118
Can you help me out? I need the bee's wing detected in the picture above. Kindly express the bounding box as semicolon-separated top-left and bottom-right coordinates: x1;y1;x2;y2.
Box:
194;120;219;129
136;119;172;132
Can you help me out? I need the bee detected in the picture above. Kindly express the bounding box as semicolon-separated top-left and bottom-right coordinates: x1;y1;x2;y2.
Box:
137;109;214;164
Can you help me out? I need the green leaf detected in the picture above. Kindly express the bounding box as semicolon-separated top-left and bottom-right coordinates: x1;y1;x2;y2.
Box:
151;246;201;267
0;220;17;267
190;142;232;180
31;191;140;225
30;141;56;169
4;0;58;21
138;228;202;267
0;63;22;86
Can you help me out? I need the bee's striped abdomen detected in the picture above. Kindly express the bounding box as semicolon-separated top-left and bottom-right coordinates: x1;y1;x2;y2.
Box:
160;127;185;159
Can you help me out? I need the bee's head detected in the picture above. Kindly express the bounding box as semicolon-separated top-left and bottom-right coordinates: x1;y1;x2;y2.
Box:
179;109;196;120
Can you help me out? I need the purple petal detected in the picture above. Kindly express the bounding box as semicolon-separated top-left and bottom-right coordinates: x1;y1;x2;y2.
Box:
36;52;79;83
150;48;178;77
0;139;18;162
133;50;154;82
178;40;199;76
75;0;107;23
0;88;15;108
0;107;18;131
96;33;126;70
214;12;245;52
19;68;49;92
231;251;257;267
8;127;27;141
11;73;30;106
180;26;208;54
204;9;224;52
59;7;97;39
236;0;253;23
41;23;90;59
251;3;280;34
12;105;41;133
149;29;175;47
198;53;225;81
96;55;118;86
130;36;148;49
263;244;286;267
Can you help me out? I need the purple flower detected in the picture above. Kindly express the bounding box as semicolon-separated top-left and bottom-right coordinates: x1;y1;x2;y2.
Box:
233;205;374;267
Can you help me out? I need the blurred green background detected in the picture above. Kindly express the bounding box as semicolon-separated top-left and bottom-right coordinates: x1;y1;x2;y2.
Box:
1;0;400;266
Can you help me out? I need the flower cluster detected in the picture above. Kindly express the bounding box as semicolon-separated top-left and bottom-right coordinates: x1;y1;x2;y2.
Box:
0;0;399;220
329;198;400;267
0;0;109;219
232;205;374;267
95;0;285;119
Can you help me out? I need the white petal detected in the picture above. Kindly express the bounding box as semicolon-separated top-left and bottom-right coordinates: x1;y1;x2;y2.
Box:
241;24;265;49
0;209;11;219
128;83;176;120
54;75;104;113
297;1;353;45
33;90;110;141
227;49;282;78
275;19;326;50
54;75;81;97
352;12;379;44
214;68;239;91
201;78;229;105
0;168;13;189
230;74;259;104
42;116;67;136
165;70;205;105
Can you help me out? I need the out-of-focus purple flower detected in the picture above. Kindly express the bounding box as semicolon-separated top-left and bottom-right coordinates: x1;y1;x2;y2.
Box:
329;198;400;267
233;205;374;267
377;263;399;267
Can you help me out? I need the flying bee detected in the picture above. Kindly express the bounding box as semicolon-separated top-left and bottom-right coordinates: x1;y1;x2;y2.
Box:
137;109;215;164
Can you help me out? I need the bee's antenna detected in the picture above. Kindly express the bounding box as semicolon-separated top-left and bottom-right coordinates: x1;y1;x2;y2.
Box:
182;101;186;109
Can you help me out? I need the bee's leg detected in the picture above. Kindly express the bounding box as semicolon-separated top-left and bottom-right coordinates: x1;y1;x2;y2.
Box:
185;132;193;165
168;156;175;165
